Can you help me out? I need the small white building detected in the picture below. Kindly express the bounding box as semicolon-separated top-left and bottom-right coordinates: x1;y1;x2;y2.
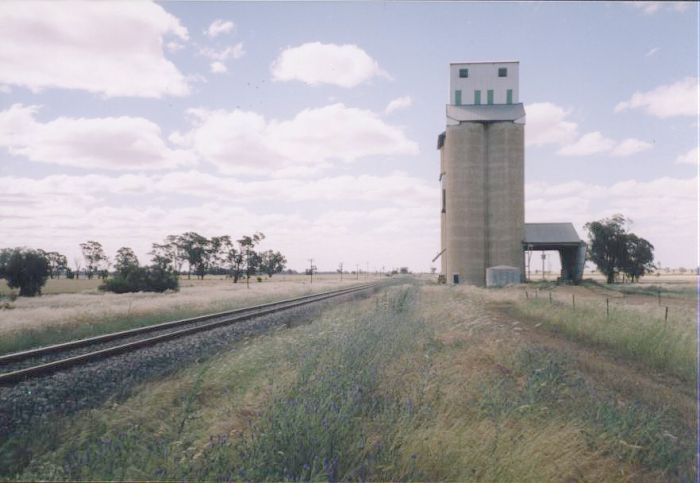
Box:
449;61;519;106
446;61;524;125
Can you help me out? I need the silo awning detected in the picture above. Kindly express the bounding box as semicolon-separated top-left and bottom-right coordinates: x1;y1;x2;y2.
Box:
524;223;583;249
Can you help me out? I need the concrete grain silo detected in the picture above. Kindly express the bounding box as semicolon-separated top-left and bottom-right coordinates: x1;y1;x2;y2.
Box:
437;61;525;285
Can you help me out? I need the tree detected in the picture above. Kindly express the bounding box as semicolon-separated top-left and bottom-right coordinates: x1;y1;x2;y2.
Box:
240;232;265;286
177;232;210;279
40;251;68;279
114;247;139;276
150;242;177;271
2;248;49;296
260;250;287;278
585;214;655;284
165;234;186;274
73;257;82;280
584;215;627;284
0;249;12;279
80;241;108;280
620;234;655;283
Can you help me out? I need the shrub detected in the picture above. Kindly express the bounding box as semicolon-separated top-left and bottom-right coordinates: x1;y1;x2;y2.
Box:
101;265;179;294
2;248;50;297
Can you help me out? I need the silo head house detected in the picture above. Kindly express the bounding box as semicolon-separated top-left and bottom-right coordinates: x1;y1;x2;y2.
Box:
437;61;526;285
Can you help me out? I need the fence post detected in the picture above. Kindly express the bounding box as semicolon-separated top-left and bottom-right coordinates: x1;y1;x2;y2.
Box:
572;294;575;312
606;298;609;319
549;291;552;305
525;290;529;300
665;306;669;322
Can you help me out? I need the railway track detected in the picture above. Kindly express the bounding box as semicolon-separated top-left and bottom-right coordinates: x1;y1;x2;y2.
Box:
0;283;379;386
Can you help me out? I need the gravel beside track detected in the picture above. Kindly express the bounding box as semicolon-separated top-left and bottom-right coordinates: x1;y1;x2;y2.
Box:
0;287;377;445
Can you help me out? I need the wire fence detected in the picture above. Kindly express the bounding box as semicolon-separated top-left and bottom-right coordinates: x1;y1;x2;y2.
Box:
523;288;673;322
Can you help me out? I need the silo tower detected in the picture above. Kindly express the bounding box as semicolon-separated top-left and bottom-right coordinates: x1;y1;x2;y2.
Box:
437;61;525;285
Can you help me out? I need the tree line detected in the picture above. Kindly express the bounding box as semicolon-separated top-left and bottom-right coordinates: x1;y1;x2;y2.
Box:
0;231;287;297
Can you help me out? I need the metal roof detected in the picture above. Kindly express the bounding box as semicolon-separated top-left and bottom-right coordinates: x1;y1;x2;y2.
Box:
450;60;519;65
524;223;583;245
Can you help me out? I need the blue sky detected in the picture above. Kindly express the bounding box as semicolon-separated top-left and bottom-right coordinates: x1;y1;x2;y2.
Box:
0;1;697;272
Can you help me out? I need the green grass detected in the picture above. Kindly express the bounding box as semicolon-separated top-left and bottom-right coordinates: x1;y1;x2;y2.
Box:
507;297;695;382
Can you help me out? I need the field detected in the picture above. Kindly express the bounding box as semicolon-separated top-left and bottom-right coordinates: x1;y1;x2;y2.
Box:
0;275;696;480
0;274;371;355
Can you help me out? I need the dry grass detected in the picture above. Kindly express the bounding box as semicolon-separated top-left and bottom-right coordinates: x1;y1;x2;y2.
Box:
6;281;694;481
0;275;365;336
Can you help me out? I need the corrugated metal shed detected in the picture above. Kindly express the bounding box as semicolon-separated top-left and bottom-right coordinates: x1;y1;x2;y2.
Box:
524;223;582;245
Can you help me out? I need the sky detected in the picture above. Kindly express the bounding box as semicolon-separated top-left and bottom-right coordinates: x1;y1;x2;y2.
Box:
0;1;698;273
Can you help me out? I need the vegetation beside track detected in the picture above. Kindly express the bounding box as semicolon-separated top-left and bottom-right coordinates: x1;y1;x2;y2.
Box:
0;281;363;356
3;282;694;481
505;289;695;382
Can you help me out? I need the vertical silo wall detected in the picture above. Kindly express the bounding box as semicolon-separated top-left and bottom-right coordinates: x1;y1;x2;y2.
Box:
444;123;487;285
440;146;448;277
486;122;525;274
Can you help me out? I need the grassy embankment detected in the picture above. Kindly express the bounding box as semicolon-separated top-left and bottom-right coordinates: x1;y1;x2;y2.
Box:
0;277;361;356
4;283;693;481
505;283;696;382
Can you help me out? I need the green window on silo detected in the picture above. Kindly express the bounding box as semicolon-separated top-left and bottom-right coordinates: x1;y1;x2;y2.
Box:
474;90;481;105
507;89;513;104
487;90;494;104
455;90;462;105
459;68;469;78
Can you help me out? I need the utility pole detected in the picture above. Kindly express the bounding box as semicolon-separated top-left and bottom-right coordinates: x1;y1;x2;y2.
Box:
308;258;314;284
541;253;546;281
356;264;359;280
339;262;343;281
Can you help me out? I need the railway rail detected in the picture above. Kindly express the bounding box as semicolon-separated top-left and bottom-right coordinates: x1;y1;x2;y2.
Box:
0;282;379;386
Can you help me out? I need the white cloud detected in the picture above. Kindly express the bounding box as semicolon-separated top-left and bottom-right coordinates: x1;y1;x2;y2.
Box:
210;62;227;74
527;103;653;157
525;102;579;146
171;103;419;175
384;96;413;114
676;147;699;165
166;41;185;53
645;47;660;57
271;42;388;88
558;132;616;156
527;176;697;267
629;2;690;14
0;172;438;271
0;104;195;170
0;1;190;98
610;138;653;157
206;19;235;38
200;43;245;61
615;77;699;118
630;2;663;14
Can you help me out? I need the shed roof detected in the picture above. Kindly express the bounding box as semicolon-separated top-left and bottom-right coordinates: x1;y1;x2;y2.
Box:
524;223;582;245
